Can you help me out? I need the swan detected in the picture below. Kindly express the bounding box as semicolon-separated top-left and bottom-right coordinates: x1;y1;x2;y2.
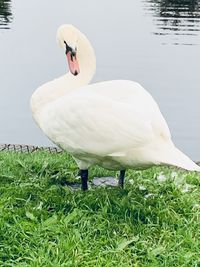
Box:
31;24;200;190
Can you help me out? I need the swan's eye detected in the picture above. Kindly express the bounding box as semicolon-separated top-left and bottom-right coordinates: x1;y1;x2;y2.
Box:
71;50;76;58
64;41;73;55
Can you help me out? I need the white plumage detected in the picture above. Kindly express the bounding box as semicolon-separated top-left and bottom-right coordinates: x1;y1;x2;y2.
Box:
31;24;200;184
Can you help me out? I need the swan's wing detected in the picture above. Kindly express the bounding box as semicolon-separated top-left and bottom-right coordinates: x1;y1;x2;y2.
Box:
88;80;171;140
41;92;154;156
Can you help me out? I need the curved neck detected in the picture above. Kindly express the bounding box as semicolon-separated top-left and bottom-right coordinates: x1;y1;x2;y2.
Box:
77;31;96;85
31;32;96;116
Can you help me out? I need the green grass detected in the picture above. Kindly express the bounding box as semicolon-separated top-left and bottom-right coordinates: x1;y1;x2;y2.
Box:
0;151;200;267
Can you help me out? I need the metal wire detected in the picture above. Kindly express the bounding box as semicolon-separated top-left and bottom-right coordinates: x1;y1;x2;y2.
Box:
0;144;62;153
0;143;199;166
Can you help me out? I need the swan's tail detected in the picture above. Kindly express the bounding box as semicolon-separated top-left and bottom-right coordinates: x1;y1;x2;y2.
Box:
159;143;200;172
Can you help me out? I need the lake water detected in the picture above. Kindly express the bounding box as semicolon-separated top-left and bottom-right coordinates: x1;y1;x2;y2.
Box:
0;0;200;159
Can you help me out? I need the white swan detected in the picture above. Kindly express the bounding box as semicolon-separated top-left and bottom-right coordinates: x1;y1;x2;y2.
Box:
31;24;200;190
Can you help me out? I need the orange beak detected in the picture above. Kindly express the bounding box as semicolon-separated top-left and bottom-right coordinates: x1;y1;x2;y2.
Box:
66;51;80;76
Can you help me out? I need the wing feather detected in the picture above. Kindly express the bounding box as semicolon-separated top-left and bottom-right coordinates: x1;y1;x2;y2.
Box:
41;92;154;156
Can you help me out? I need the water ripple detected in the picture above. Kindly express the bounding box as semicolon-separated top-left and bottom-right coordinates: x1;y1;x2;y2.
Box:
0;0;13;30
143;0;200;45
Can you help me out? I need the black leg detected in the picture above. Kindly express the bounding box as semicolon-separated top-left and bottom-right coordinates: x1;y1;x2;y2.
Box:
80;169;88;191
118;170;126;188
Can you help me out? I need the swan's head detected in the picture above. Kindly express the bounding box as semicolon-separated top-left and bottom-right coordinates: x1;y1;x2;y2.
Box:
57;24;80;76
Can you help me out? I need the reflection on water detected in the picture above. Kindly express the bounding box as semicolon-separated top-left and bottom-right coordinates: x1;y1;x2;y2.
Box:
144;0;200;45
0;0;12;29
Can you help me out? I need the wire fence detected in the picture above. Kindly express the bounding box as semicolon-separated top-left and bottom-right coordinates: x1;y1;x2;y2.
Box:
0;144;62;153
0;143;199;166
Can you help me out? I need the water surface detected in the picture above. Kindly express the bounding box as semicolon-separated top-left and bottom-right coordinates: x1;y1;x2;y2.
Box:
0;0;200;159
0;0;12;29
144;0;200;45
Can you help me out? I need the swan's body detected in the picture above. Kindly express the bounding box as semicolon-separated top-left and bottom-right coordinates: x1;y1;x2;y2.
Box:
31;24;200;188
